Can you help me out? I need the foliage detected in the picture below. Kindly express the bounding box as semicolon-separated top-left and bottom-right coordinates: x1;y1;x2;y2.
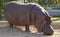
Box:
0;0;6;19
51;17;60;21
26;0;59;6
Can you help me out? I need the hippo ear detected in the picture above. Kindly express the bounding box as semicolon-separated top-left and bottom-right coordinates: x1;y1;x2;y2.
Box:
45;16;52;25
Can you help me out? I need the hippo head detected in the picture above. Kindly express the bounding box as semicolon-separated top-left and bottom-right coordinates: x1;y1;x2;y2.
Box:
43;17;54;35
34;16;54;35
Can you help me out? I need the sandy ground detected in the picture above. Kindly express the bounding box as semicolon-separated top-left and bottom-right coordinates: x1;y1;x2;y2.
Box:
0;27;60;37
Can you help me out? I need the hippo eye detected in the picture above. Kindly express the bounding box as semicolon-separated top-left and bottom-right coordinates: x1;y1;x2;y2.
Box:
45;17;52;25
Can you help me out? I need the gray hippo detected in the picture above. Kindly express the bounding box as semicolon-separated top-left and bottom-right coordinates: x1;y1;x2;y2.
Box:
4;1;54;35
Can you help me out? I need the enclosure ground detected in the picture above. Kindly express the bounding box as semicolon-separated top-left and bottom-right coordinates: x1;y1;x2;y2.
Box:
0;21;60;37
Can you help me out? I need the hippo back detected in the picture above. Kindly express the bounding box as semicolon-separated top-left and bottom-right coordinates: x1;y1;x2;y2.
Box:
4;1;36;26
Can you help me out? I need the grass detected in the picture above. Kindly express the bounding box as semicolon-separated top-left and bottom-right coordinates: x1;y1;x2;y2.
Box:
51;17;60;21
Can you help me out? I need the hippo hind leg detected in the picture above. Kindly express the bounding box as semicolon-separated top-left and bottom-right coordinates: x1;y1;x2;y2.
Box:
25;25;30;32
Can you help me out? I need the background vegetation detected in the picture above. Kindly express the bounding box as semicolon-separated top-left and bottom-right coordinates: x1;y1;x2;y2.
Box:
0;0;60;21
51;17;60;21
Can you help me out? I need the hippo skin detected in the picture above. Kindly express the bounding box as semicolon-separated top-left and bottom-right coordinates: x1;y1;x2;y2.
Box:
4;1;54;35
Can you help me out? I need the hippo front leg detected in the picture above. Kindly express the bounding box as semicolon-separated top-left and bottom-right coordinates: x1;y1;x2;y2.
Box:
9;22;13;28
25;25;30;32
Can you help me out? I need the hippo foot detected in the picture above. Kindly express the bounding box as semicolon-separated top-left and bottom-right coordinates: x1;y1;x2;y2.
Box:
25;25;30;32
25;29;30;32
8;26;13;30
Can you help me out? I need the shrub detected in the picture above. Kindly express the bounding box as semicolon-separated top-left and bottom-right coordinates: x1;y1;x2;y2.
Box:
0;0;6;19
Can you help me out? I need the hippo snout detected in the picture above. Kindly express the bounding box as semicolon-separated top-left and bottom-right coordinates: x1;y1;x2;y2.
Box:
43;25;54;35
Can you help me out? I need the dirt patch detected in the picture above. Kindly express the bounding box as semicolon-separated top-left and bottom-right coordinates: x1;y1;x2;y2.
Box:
0;27;59;37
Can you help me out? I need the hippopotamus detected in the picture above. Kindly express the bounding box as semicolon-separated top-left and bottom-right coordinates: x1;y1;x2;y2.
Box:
4;1;54;35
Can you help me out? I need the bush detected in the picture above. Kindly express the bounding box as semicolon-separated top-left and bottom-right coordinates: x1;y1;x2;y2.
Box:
0;11;3;19
0;0;6;19
51;17;60;21
44;5;60;10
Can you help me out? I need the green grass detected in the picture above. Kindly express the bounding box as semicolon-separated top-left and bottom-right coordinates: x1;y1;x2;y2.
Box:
51;17;60;21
